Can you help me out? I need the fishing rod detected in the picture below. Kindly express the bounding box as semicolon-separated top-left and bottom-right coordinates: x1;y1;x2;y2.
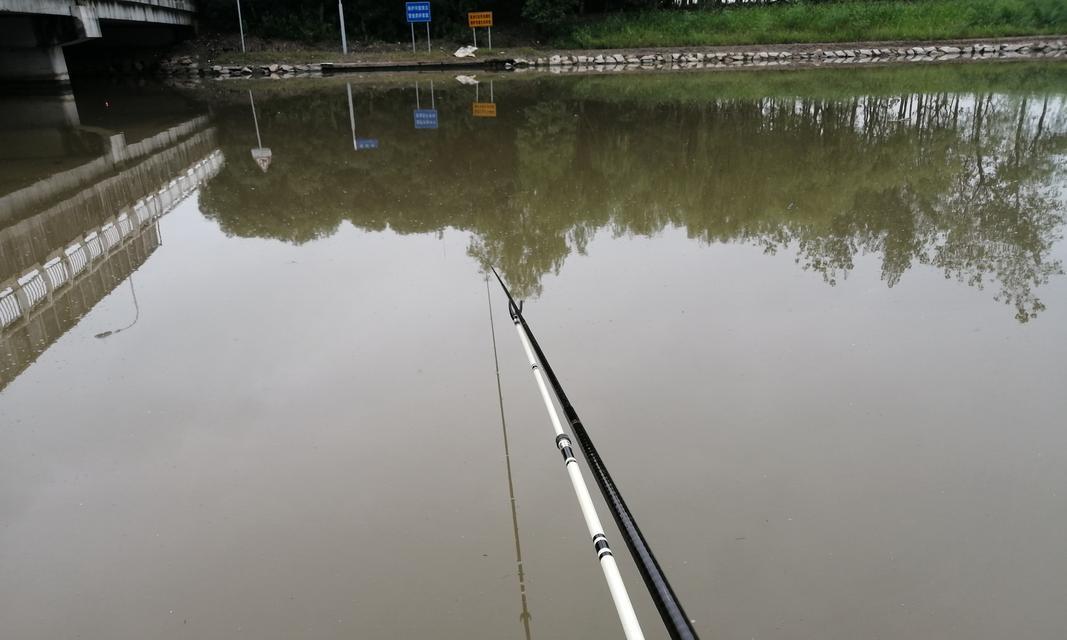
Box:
489;276;645;640
491;267;700;640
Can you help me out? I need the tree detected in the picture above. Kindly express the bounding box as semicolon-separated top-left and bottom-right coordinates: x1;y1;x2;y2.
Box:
522;0;580;30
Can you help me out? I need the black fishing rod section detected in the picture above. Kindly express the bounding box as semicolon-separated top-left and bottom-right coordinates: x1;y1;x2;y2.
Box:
491;268;701;640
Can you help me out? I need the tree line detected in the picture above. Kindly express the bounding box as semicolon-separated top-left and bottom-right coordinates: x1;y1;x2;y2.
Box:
199;0;731;42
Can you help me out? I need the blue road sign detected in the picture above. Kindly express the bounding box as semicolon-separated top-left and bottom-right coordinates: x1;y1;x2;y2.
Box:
355;138;379;150
405;2;431;23
414;109;438;130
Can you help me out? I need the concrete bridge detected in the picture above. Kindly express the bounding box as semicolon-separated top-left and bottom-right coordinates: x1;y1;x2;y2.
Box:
0;0;196;88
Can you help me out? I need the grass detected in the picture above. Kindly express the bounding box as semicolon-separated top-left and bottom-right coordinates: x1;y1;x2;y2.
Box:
559;0;1067;48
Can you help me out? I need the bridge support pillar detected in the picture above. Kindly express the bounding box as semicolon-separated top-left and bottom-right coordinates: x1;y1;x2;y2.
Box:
0;44;70;86
0;10;100;90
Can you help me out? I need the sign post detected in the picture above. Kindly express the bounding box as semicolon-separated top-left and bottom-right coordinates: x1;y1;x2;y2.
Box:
405;2;431;55
467;11;493;50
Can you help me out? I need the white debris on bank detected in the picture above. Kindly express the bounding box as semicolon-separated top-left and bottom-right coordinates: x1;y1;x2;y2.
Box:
454;46;478;58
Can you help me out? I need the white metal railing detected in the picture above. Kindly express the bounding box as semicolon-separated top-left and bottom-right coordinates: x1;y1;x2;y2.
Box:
44;257;69;290
117;213;133;237
101;222;121;248
134;200;151;226
0;287;21;329
65;243;89;276
0;150;224;333
18;271;48;308
85;231;103;261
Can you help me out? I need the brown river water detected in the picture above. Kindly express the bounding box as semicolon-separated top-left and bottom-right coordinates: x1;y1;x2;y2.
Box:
1;61;1066;639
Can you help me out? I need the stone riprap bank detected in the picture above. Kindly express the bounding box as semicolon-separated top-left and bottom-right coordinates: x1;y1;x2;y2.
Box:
154;36;1067;81
515;39;1066;73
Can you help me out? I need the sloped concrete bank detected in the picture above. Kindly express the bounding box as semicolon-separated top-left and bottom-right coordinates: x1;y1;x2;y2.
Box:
159;57;510;80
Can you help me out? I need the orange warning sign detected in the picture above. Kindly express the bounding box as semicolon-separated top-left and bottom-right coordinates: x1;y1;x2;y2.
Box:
472;102;497;118
468;11;493;28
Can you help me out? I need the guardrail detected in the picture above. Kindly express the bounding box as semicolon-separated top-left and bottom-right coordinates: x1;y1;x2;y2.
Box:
0;150;223;332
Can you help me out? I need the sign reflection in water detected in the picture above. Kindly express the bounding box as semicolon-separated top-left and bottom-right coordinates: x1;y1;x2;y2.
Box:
413;80;439;130
472;80;497;118
248;89;272;172
347;83;379;151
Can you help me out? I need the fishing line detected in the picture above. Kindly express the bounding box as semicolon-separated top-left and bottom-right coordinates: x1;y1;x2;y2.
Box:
489;271;645;640
485;277;533;640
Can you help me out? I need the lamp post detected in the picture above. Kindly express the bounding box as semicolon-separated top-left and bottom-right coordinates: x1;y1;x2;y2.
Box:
338;0;348;54
94;276;139;339
235;0;246;53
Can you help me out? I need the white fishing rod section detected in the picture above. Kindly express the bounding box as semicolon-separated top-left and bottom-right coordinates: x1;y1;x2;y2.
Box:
504;293;645;640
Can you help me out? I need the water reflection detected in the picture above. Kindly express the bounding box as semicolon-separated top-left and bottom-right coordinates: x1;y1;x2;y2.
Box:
2;65;1066;640
485;277;534;640
0;87;223;388
249;90;273;172
199;64;1067;322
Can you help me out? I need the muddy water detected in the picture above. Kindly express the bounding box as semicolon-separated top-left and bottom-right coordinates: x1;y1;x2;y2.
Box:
1;63;1066;640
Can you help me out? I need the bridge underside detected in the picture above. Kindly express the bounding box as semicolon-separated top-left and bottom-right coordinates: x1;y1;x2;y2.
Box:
0;0;195;90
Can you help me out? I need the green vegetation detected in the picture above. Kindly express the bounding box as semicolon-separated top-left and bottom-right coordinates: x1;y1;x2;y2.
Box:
197;0;618;44
197;0;521;43
523;0;580;30
196;0;1065;51
561;0;1067;48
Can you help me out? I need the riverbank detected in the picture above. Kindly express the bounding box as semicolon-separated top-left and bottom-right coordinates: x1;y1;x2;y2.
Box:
158;35;1066;81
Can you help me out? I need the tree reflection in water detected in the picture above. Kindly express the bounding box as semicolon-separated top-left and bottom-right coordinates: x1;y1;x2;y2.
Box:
198;64;1067;322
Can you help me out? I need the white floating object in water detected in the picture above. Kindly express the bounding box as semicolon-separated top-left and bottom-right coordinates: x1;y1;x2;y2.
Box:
455;74;479;85
454;46;478;58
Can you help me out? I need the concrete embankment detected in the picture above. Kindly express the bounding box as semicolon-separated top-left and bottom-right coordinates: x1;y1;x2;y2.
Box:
157;35;1066;81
